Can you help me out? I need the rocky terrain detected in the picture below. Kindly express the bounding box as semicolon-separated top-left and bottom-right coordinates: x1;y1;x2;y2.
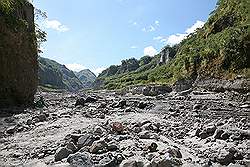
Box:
0;84;249;167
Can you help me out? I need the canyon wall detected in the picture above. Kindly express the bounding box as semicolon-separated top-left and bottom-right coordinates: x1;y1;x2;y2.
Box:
0;2;38;108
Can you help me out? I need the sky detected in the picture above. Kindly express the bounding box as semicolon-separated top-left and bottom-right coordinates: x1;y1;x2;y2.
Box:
33;0;218;75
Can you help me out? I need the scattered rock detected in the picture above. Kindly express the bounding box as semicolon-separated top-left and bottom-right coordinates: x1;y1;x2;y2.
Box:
75;98;85;107
67;152;93;167
55;147;73;162
89;140;108;154
112;122;124;134
85;96;97;103
77;134;96;149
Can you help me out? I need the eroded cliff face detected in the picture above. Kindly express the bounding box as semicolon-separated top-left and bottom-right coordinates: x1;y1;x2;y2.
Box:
0;2;37;108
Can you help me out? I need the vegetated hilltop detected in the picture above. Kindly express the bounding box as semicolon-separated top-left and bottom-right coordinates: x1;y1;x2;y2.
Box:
74;69;97;88
94;0;250;90
38;57;97;91
38;57;84;91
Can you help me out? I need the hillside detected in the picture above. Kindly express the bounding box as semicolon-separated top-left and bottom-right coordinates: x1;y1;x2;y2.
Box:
95;0;250;90
74;69;96;88
38;57;83;91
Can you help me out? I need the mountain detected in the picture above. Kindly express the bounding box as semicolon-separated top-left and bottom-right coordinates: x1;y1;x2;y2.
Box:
38;57;83;91
74;69;96;88
95;0;250;90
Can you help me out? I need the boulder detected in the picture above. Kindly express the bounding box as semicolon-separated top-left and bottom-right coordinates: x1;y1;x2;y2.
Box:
77;134;96;149
55;147;73;162
89;140;108;154
67;152;93;167
75;98;85;107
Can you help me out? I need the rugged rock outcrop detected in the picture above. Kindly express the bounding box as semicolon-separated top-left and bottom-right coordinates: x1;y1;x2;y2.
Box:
0;1;37;108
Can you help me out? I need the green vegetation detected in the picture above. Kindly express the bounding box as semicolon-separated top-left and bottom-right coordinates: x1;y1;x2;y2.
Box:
38;57;84;91
95;0;249;90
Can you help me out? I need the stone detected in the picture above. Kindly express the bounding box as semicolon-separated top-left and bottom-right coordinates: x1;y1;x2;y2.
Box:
120;158;147;167
138;102;148;109
199;125;217;139
55;147;73;162
6;126;16;134
67;152;93;167
89;140;108;154
112;122;124;134
85;96;97;103
116;100;127;108
75;98;85;107
97;156;117;167
149;156;183;167
77;134;96;149
94;126;105;135
213;129;224;139
138;131;151;139
167;148;182;158
148;143;158;152
66;142;77;152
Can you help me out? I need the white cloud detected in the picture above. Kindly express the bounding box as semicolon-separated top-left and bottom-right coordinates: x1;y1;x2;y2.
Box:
153;36;163;41
66;63;86;72
185;20;205;34
92;67;106;75
144;46;158;57
164;20;205;45
155;20;160;26
167;33;187;45
44;19;70;32
130;46;138;49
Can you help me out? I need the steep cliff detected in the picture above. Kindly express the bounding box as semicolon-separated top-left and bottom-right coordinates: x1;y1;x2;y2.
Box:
0;0;38;108
38;57;83;91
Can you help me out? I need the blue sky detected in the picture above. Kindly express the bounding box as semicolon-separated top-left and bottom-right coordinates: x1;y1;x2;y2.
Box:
34;0;217;74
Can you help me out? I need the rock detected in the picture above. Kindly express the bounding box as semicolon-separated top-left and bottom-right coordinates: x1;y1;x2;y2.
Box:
120;158;147;167
75;98;85;107
6;126;16;134
199;125;217;139
167;148;182;158
55;147;73;162
94;126;105;135
148;143;158;152
89;140;108;154
116;100;127;108
77;134;96;149
138;131;151;139
97;156;117;167
85;96;97;103
67;152;93;167
213;129;224;139
107;143;119;151
215;148;243;166
112;122;124;134
138;102;147;109
193;104;202;110
142;85;172;96
66;142;77;152
148;156;183;167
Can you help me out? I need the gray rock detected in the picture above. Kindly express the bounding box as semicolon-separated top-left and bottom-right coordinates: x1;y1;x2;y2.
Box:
148;156;182;167
89;140;108;154
97;156;117;167
6;126;16;134
77;134;96;149
67;152;93;167
120;158;146;167
66;142;77;152
75;98;85;107
138;131;151;139
55;147;73;162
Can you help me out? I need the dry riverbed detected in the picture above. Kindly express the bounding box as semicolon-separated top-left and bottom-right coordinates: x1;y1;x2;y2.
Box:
0;89;249;167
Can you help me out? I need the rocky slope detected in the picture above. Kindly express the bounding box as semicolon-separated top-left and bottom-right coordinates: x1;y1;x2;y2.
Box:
0;0;38;108
0;85;249;167
95;0;249;90
75;69;97;88
38;57;83;91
